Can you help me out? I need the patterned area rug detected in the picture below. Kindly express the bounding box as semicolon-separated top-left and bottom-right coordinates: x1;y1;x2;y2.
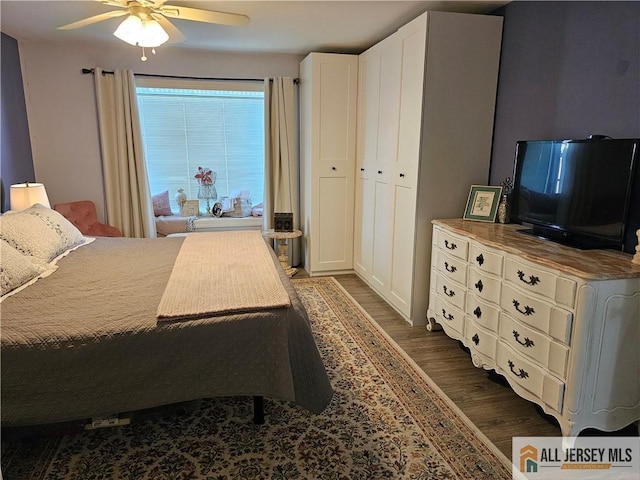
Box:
1;276;511;479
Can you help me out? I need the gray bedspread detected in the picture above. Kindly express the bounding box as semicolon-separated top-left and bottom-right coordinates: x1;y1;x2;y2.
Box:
1;237;333;426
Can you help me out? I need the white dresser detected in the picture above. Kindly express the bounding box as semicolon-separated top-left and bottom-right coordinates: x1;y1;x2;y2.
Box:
427;219;640;440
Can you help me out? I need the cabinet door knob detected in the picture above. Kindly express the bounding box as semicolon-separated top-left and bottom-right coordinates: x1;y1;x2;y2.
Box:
399;173;405;178
360;167;365;172
377;170;383;174
332;166;337;171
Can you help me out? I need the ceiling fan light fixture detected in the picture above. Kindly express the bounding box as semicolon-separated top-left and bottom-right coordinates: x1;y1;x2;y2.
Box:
113;14;143;46
137;19;169;48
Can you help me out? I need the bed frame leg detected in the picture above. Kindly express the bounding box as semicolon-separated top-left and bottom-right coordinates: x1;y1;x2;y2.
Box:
253;396;264;425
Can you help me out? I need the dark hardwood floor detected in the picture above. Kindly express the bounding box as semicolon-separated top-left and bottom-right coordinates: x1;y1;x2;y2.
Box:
298;272;561;460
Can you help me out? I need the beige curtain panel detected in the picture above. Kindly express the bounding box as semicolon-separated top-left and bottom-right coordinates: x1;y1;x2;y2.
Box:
264;77;300;267
94;68;156;238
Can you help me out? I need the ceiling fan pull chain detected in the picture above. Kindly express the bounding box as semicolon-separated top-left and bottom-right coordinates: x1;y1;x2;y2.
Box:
141;46;147;62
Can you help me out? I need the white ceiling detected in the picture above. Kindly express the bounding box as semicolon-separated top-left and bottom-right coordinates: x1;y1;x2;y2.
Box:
1;0;508;55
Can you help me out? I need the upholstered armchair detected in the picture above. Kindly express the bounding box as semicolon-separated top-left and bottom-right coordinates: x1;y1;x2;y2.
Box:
53;201;122;237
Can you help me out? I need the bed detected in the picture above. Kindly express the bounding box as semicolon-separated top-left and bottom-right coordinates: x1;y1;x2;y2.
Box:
0;204;333;427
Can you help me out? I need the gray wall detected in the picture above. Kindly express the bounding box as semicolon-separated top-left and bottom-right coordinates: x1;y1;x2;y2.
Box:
490;1;640;184
1;32;35;212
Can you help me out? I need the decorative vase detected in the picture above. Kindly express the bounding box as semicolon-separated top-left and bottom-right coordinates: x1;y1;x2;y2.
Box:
497;194;509;224
175;188;187;211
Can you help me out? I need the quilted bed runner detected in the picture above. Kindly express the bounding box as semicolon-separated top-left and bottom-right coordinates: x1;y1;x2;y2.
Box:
157;231;291;320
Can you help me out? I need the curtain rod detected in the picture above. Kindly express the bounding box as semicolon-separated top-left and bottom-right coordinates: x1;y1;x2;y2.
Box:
81;68;299;84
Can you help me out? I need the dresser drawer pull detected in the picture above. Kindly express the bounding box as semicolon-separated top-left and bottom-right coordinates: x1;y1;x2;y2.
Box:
508;359;529;379
474;279;483;292
517;270;540;286
473;306;482;318
512;299;535;316
441;308;454;321
472;333;480;345
444;262;457;273
475;253;484;266
444;240;457;250
442;285;456;297
513;330;535;348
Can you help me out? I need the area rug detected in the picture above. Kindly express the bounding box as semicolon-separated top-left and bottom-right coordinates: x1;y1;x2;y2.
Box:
1;276;511;479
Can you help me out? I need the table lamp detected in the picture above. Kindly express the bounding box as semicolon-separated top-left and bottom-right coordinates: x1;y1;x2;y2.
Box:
10;182;51;211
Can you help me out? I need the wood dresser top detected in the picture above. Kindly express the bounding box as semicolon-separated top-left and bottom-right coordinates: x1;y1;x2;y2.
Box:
433;219;640;281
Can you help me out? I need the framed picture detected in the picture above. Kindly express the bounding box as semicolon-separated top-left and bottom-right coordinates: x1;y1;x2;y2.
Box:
180;200;200;217
463;185;502;222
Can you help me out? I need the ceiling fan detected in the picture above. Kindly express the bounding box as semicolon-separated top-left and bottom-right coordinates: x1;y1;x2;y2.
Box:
58;0;250;60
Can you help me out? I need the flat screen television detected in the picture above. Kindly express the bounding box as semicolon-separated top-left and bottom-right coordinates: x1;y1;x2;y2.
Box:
510;137;640;252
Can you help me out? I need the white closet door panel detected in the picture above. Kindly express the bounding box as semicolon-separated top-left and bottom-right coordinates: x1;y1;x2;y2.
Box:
354;175;375;276
390;183;417;316
318;60;357;168
357;47;381;169
376;35;401;170
372;180;393;290
397;18;426;166
317;176;351;269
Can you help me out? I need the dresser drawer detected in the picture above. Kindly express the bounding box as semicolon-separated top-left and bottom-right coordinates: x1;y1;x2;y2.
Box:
436;273;466;310
435;250;467;286
435;228;468;261
500;313;570;379
497;342;565;413
500;283;573;345
467;267;501;305
465;293;500;333
469;243;503;276
434;295;465;335
465;319;498;361
504;258;576;308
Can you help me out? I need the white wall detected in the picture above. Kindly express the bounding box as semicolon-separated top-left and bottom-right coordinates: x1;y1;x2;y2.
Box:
18;40;303;222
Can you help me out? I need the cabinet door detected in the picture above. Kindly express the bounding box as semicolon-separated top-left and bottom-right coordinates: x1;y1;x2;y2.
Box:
388;17;427;316
354;47;380;278
370;32;401;293
305;53;358;273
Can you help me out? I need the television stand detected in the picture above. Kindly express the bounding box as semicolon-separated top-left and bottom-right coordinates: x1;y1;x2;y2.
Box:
427;218;640;443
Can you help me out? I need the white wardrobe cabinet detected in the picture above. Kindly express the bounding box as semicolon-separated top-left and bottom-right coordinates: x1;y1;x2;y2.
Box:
300;53;359;276
354;11;503;325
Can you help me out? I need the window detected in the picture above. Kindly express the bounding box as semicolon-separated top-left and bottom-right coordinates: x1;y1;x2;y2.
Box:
136;78;265;214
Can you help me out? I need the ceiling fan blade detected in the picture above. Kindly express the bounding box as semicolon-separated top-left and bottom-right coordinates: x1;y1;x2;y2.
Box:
57;10;128;30
95;0;128;7
158;5;250;26
153;14;186;44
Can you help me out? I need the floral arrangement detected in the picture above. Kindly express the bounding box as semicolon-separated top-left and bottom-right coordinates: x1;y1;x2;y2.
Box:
195;167;214;186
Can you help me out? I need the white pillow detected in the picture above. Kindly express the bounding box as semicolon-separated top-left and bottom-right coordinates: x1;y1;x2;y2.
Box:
0;203;86;263
0;239;50;297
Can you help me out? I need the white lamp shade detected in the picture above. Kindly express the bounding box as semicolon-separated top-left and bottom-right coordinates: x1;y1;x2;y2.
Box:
10;183;51;211
114;15;143;46
137;19;169;47
114;15;169;48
